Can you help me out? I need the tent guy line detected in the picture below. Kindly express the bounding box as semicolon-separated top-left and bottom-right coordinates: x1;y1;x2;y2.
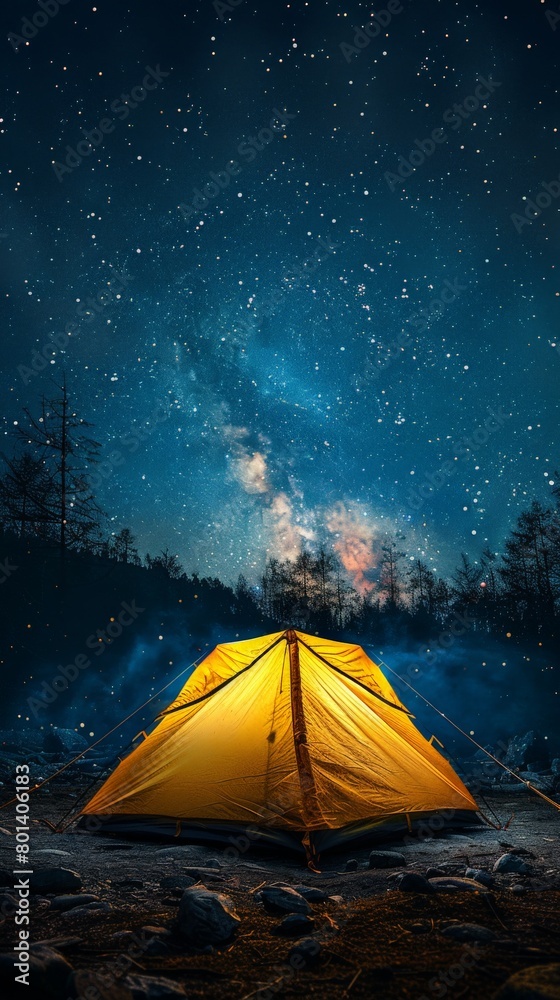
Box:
371;649;560;814
0;651;208;814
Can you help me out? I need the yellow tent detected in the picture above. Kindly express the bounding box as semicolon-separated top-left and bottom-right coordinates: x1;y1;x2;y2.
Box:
81;630;479;857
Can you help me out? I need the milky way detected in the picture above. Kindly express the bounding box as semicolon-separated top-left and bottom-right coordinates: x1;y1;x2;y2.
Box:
1;0;558;587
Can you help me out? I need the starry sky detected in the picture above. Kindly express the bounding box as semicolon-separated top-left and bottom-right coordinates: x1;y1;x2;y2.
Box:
1;0;559;589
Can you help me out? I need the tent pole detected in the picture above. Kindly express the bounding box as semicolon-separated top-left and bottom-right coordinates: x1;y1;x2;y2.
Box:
286;630;323;865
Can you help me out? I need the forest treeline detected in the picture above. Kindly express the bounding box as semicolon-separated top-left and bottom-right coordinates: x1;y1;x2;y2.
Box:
1;380;559;649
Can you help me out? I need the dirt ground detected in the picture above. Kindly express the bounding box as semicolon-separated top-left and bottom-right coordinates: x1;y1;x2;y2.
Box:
0;789;559;999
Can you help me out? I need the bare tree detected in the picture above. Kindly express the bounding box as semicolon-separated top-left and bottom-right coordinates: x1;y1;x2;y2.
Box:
16;376;102;565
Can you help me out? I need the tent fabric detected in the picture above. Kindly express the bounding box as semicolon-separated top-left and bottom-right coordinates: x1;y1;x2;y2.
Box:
81;630;478;841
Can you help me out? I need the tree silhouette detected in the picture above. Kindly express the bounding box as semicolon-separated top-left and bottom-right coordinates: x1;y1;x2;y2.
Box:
0;451;55;537
111;527;140;565
451;553;481;606
499;501;558;625
379;538;405;607
16;376;102;569
407;559;433;613
146;548;184;579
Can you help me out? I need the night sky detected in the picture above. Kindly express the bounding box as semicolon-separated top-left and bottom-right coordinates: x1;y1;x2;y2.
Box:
2;0;559;590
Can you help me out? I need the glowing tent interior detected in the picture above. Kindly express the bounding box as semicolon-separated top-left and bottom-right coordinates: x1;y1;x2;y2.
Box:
79;630;479;858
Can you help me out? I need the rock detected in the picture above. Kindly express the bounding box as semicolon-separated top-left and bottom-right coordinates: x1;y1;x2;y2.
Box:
206;858;222;868
163;898;182;909
34;849;73;857
493;853;533;875
177;887;240;947
503;731;549;771
69;969;133;999
159;875;196;891
426;867;446;878
526;760;550;773
30;944;74;996
0;945;74;998
369;850;407;869
260;885;311;916
344;859;359;872
125;974;188;998
551;759;560;776
61;901;111;920
328;895;345;904
111;878;144;889
43;728;89;755
441;922;497;943
493;963;560;999
30;869;82;894
429;877;491;893
396;873;434;894
0;892;17;915
272;914;315;936
154;847;193;857
288;937;322;968
180;866;222;881
141;926;170;937
511;884;526;895
292;885;328;903
465;868;494;888
498;843;535;857
111;930;137;944
139;928;173;956
50;894;100;912
518;773;555;793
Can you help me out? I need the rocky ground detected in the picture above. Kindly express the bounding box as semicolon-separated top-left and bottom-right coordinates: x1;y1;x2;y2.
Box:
0;728;558;999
